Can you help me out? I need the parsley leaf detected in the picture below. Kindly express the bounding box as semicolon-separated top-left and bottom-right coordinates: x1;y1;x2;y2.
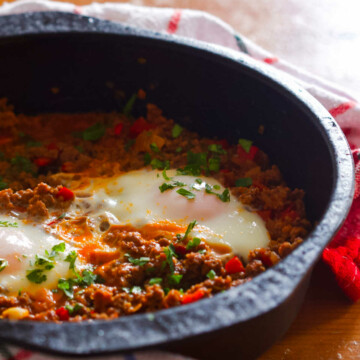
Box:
82;123;106;141
238;138;253;153
217;188;230;202
50;242;66;257
149;277;163;285
65;251;77;271
208;157;220;172
150;143;160;153
0;177;7;190
58;278;74;298
159;183;176;193
172;124;183;138
168;274;183;285
162;169;172;181
26;269;47;284
11;155;36;175
175;147;182;153
176;188;195;199
125;253;150;266
65;303;83;315
186;237;201;250
208;144;227;154
0;221;18;227
183;220;197;241
235;177;253;187
207;270;216;279
123;94;137;117
144;152;152;165
151;158;169;170
163;244;178;273
34;255;54;270
0;259;8;272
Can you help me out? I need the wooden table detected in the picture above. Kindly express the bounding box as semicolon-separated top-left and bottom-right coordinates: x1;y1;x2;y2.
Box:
3;0;360;358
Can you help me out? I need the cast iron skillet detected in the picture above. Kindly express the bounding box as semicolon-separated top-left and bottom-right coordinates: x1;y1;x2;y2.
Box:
0;12;354;360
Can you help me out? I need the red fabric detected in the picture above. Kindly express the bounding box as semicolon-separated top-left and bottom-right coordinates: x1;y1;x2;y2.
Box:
322;112;360;301
167;9;182;34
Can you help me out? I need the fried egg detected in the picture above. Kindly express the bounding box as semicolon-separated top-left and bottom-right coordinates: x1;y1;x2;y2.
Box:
0;215;80;296
66;169;270;257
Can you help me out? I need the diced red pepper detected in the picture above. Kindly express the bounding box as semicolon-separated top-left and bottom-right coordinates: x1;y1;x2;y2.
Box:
225;256;245;274
114;123;124;136
257;210;272;222
56;307;69;321
181;289;205;305
47;142;59;151
174;245;188;257
237;145;259;161
56;187;75;201
129;117;155;138
33;157;52;167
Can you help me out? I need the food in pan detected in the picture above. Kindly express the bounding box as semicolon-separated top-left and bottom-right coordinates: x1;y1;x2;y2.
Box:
0;95;311;321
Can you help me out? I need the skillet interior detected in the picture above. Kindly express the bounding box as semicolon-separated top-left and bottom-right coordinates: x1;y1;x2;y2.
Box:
0;12;354;359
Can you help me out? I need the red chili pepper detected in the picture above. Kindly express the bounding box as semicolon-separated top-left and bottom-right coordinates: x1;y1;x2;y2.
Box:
56;187;75;201
225;256;245;274
47;142;59;151
174;245;188;257
257;210;272;222
33;157;52;167
129;117;155;138
181;289;205;305
237;145;259;161
114;123;124;136
56;307;69;321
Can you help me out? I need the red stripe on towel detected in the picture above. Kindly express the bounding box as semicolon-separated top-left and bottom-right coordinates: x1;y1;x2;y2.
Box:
167;9;182;34
11;350;33;360
329;101;356;117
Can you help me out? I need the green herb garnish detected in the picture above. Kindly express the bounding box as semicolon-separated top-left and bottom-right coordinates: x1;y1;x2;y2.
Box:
162;169;172;181
217;188;230;202
65;303;83;315
0;259;8;272
235;177;253;187
208;157;220;172
58;278;74;298
183;220;197;241
159;183;176;193
150;143;160;153
125;253;150;266
186;237;201;250
175;147;182;153
82;123;106;141
172;124;183;138
208;144;227;154
149;277;163;285
11;155;36;175
34;255;54;270
176;188;195;199
125;139;135;152
123;94;137;117
151;158;169;170
26;269;47;284
206;270;216;279
144;152;152;165
168;274;183;285
65;251;77;271
163;244;178;273
238;138;252;153
0;221;18;227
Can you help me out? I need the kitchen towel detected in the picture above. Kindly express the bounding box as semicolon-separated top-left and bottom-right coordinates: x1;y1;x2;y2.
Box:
0;0;359;358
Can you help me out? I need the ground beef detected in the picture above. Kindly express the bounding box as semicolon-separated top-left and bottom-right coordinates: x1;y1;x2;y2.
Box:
0;96;312;322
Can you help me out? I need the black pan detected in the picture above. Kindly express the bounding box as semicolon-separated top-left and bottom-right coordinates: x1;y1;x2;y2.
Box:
0;11;354;360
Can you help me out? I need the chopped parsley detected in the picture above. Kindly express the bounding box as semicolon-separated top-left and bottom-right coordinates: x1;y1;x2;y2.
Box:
208;157;220;172
208;144;227;154
34;255;55;270
238;138;252;153
65;303;83;315
0;221;18;227
150;158;169;170
65;251;77;271
175;147;183;153
162;169;171;181
235;177;253;187
58;278;74;298
159;183;176;193
198;249;206;254
217;188;230;202
150;143;160;153
26;269;47;284
144;152;152;165
186;237;201;250
206;270;216;279
168;274;183;285
0;259;8;272
11;155;36;175
149;277;163;285
176;188;195;199
183;220;197;241
172;124;183;138
123;93;137;117
163;244;178;273
82;123;106;141
125;253;150;266
49;242;66;257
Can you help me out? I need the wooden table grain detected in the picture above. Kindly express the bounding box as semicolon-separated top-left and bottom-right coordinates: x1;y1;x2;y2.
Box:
3;0;360;358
